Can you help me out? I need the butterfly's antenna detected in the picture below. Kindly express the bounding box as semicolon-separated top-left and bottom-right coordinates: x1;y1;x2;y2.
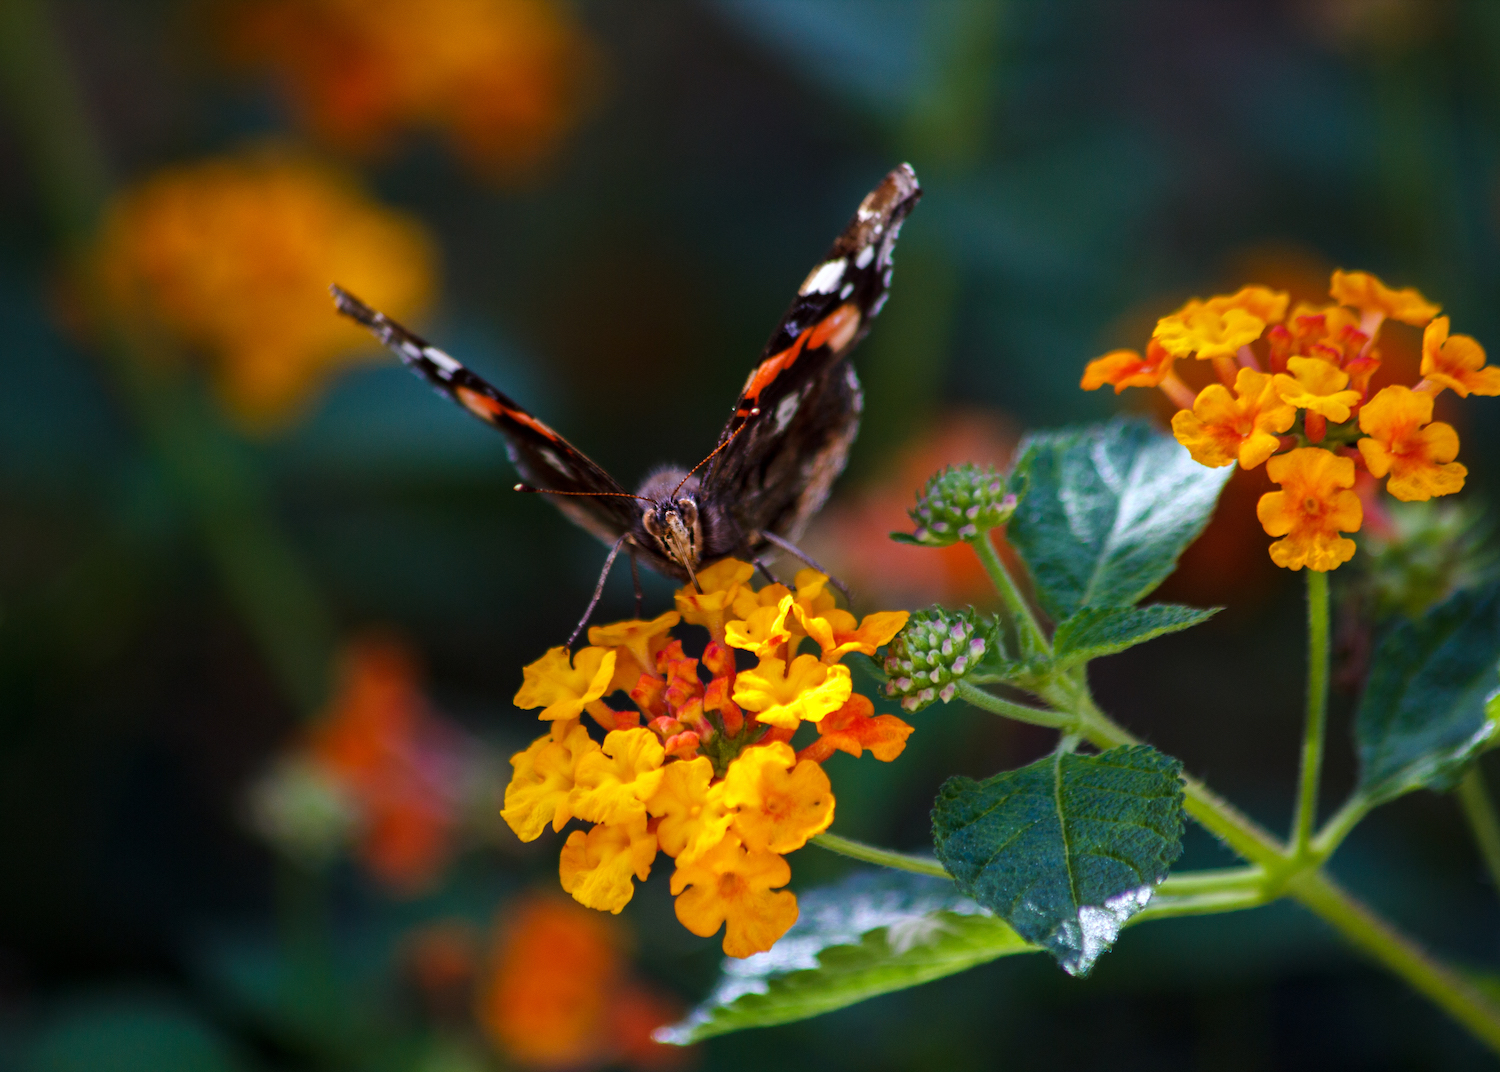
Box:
670;409;759;499
515;485;654;503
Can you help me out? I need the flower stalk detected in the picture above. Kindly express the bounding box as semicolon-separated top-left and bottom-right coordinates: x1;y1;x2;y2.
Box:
1292;570;1331;857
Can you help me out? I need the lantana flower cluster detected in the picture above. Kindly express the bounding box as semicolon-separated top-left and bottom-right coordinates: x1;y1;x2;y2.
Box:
1083;270;1497;571
501;559;911;957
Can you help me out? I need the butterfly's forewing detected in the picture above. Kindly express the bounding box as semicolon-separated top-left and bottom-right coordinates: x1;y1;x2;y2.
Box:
701;164;922;544
330;287;639;545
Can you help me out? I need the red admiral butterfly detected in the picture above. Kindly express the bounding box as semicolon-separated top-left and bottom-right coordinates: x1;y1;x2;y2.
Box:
332;164;920;632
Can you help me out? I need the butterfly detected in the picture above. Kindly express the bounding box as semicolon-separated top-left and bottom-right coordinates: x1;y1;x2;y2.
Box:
332;164;921;634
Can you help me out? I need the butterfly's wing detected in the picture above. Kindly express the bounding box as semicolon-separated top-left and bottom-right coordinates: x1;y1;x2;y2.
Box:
331;286;639;546
699;164;921;550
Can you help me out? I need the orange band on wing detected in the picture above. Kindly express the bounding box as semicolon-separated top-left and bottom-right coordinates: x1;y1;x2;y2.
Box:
456;386;560;441
738;302;863;414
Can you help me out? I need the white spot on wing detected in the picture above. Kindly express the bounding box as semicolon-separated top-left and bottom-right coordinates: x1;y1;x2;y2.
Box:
855;244;874;269
799;258;847;296
774;389;804;432
424;346;462;378
839;283;854;299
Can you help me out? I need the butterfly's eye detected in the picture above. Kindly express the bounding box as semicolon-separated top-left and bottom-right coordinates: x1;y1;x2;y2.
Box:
676;499;699;533
641;508;665;539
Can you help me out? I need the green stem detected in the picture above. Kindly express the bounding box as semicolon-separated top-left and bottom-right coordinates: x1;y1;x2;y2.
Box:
1157;866;1265;896
1458;766;1500;896
1292;570;1331;857
954;680;1073;730
967;533;1049;655
812;833;950;878
1287;868;1500;1052
1312;796;1370;859
1133;887;1271;921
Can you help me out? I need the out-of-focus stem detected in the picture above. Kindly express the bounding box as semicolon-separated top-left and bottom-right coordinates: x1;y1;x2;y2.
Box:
1458;766;1500;897
1291;570;1331;857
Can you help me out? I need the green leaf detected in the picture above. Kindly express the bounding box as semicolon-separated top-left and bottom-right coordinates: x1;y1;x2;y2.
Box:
1052;604;1220;668
1006;419;1232;620
931;744;1184;976
1355;580;1500;805
657;870;1036;1044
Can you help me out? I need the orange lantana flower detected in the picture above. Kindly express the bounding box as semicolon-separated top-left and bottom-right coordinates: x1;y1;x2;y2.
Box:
1420;317;1500;398
798;694;914;764
1080;340;1175;393
569;728;667;826
225;0;594;179
1357;385;1467;502
1256;448;1362;571
500;720;599;840
1330;269;1440;326
670;835;799;958
93;152;434;427
1170;368;1295;469
478;896;620;1066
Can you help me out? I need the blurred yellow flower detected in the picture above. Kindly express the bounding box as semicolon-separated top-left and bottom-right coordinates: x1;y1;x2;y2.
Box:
225;0;595;179
94;152;434;427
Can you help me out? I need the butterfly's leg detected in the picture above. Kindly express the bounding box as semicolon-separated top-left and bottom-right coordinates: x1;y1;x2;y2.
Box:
629;549;644;618
757;530;853;605
753;555;785;587
568;534;628;647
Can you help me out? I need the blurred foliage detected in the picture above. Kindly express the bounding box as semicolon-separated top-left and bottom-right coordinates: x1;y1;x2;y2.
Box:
4;0;1500;1068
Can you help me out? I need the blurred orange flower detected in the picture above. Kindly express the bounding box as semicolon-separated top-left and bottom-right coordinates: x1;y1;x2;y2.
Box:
306;637;465;893
224;0;595;179
477;895;686;1069
93;151;435;427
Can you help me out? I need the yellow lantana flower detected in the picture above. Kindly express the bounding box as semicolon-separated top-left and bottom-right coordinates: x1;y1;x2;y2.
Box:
1274;357;1362;423
1170;368;1295;470
559;815;657;914
1206;285;1290;323
1153;300;1267;360
588;610;679;694
1357;386;1467;502
1330;270;1440;326
514;646;617;722
1420;317;1500;398
1256;448;1362;572
724;597;795;659
645;756;731;861
676;559;756;638
670;835;799;958
570;728;666;825
733;655;852;729
720;742;834;854
500;721;599;840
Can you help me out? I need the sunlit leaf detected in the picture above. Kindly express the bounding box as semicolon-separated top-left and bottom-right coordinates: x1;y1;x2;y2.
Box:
932;744;1184;976
658;870;1035;1043
1356;581;1500;805
1006;419;1231;621
1051;604;1219;668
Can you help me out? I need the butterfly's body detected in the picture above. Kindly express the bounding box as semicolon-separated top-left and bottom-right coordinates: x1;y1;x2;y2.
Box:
332;164;920;591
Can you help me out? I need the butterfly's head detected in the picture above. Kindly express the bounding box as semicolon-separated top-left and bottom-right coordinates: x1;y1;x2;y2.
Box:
642;495;702;575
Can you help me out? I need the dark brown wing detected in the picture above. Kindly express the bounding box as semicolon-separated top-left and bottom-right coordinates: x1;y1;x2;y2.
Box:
699;164;921;544
330;286;639;545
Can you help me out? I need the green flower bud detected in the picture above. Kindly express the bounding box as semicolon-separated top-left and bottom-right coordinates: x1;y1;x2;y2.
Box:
897;464;1015;547
882;608;991;712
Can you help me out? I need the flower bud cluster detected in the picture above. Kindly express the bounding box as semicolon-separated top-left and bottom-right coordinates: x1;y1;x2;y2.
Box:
902;464;1015;546
883;608;990;712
